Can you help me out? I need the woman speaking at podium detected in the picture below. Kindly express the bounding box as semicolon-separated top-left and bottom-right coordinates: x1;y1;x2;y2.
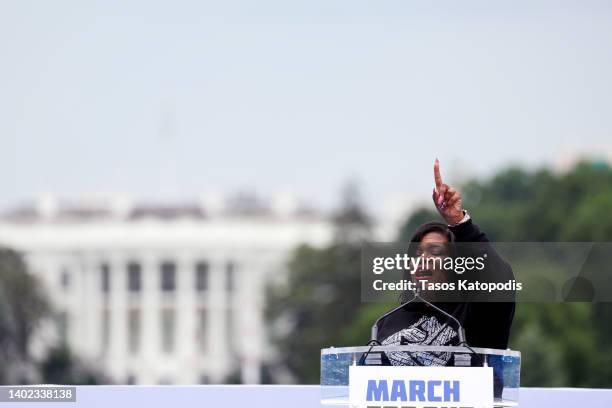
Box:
374;159;516;367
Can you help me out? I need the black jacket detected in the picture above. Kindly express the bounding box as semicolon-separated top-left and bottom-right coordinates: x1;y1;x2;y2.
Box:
376;219;515;365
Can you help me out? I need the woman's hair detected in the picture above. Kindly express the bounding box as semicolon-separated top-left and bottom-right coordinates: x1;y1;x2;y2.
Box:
399;220;457;303
409;221;455;244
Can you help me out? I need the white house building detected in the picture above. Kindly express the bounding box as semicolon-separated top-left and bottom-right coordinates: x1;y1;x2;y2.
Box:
0;197;334;385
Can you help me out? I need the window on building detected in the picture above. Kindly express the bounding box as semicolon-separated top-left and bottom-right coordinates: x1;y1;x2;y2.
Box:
127;262;141;292
101;263;110;293
196;308;207;353
195;261;209;292
60;269;71;290
161;309;175;353
226;261;235;292
128;308;141;355
101;308;110;354
225;308;235;353
160;261;176;292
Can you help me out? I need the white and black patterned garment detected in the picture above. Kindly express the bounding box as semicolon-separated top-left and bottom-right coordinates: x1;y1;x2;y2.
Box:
380;315;458;366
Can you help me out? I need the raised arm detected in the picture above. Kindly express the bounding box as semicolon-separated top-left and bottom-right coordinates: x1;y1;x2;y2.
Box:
431;159;513;281
432;159;515;349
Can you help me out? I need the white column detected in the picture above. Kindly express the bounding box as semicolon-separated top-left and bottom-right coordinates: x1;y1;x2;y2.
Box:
239;254;263;384
176;253;197;383
208;255;228;383
65;256;81;354
80;253;100;359
107;253;127;382
141;252;159;384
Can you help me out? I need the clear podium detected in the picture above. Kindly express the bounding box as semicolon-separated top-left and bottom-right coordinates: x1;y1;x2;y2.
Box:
321;345;521;407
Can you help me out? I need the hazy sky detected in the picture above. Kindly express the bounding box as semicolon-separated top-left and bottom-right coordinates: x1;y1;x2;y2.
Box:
2;0;612;219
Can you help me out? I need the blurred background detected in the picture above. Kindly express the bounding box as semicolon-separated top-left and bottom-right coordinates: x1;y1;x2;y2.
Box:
1;0;612;387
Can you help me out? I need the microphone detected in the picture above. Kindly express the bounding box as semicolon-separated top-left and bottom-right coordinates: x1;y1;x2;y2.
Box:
361;284;477;367
416;291;467;345
370;286;467;346
358;287;421;366
370;287;421;344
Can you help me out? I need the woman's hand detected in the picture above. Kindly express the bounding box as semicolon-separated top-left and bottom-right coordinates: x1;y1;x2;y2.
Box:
432;159;465;225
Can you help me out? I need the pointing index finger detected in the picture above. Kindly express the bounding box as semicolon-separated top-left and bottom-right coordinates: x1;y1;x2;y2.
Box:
434;158;443;190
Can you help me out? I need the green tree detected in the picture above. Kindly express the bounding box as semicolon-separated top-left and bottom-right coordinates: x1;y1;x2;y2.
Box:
0;247;107;385
0;247;49;384
39;345;106;385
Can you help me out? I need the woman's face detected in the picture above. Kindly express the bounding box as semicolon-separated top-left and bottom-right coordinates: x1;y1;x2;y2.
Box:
412;231;450;286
